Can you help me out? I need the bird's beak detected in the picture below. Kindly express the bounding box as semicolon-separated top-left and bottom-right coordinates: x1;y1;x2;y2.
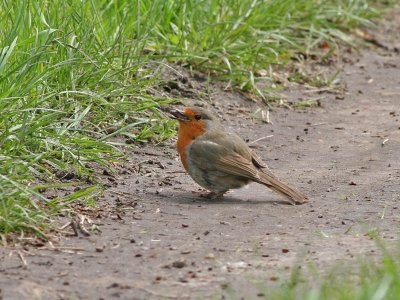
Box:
169;109;189;121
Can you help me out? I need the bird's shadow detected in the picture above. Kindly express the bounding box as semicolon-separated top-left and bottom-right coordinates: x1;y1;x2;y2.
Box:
157;191;292;206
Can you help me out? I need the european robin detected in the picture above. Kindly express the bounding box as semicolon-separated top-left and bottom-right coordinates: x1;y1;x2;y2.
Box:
170;107;308;204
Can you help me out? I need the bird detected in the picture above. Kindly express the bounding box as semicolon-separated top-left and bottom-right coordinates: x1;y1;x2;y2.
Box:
169;107;308;205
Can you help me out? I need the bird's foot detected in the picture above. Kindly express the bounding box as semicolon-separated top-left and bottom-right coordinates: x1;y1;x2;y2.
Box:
192;190;226;199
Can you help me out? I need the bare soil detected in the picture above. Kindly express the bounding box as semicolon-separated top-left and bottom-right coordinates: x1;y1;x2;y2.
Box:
1;11;400;300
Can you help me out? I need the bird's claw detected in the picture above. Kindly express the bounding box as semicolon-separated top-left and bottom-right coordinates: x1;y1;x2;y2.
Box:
192;190;225;199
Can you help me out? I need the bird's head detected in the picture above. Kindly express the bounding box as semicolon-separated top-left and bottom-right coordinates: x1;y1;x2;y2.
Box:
169;107;219;130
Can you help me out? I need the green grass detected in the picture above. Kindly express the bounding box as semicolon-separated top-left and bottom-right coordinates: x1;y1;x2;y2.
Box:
0;0;392;237
218;243;400;300
259;244;400;300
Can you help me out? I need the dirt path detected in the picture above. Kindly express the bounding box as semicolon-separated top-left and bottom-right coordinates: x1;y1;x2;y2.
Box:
1;14;400;300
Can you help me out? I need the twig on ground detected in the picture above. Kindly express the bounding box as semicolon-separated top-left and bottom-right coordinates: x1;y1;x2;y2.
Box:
261;109;272;124
303;88;334;94
70;220;79;236
59;221;72;230
77;222;90;236
279;100;293;109
309;122;327;127
17;251;28;268
249;135;274;144
43;241;85;253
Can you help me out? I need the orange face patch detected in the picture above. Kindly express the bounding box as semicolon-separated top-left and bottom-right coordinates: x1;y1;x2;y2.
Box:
183;108;198;120
176;108;207;171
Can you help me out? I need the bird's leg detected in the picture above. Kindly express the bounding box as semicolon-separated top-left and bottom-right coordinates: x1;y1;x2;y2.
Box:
192;190;226;199
201;191;226;199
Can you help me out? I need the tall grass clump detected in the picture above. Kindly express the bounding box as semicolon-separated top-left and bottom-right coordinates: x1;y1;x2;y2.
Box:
0;0;390;237
259;245;400;300
0;0;175;237
136;0;380;90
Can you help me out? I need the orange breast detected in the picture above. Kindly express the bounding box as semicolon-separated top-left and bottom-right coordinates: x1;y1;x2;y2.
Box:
177;121;207;171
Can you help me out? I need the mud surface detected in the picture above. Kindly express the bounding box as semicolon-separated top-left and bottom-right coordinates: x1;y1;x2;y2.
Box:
1;12;400;300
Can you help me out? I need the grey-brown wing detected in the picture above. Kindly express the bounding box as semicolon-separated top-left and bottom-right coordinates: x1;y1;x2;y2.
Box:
188;138;260;180
214;131;268;170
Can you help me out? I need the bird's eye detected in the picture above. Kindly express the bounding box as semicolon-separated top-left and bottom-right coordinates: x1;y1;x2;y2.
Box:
194;115;202;120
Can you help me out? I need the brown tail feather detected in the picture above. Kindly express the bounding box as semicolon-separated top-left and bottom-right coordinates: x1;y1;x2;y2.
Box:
256;171;308;204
